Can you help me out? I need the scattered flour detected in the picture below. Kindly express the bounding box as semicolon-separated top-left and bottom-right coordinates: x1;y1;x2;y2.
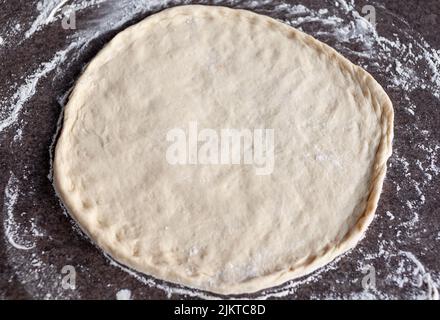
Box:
1;0;439;299
3;172;35;250
0;42;77;133
24;0;70;39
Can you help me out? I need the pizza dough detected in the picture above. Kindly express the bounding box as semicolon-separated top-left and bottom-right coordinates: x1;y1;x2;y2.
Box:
54;5;394;294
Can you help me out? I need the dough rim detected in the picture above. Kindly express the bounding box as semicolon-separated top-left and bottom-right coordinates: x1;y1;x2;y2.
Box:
53;5;394;295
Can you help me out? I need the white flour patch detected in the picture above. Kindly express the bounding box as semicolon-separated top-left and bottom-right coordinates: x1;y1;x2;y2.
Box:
386;211;394;221
116;289;132;300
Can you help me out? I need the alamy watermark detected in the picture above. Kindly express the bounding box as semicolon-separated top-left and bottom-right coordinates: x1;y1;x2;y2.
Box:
361;5;376;26
361;265;377;291
61;265;76;290
61;6;76;30
166;122;275;175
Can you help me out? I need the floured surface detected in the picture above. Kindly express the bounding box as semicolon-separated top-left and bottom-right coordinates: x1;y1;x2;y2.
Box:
0;0;439;299
53;5;392;294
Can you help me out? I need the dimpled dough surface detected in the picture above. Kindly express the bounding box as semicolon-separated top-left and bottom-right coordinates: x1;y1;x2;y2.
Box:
54;5;394;294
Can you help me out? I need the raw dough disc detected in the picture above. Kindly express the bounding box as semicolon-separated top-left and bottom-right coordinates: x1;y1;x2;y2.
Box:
54;5;394;294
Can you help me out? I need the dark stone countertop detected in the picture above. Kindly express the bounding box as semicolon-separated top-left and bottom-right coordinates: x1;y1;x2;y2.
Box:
0;0;439;299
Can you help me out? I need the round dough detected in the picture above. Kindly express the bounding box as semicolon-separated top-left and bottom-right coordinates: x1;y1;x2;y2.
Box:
54;5;393;294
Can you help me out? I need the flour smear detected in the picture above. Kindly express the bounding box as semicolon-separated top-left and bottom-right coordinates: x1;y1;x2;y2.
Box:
1;0;439;299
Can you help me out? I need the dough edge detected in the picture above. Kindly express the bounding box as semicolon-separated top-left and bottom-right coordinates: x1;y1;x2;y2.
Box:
53;5;394;295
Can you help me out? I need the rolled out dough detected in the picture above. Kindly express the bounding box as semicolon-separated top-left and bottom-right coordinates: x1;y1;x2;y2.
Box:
54;5;394;294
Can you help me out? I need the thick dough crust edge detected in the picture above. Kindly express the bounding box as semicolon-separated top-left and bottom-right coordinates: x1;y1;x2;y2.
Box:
53;5;394;295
